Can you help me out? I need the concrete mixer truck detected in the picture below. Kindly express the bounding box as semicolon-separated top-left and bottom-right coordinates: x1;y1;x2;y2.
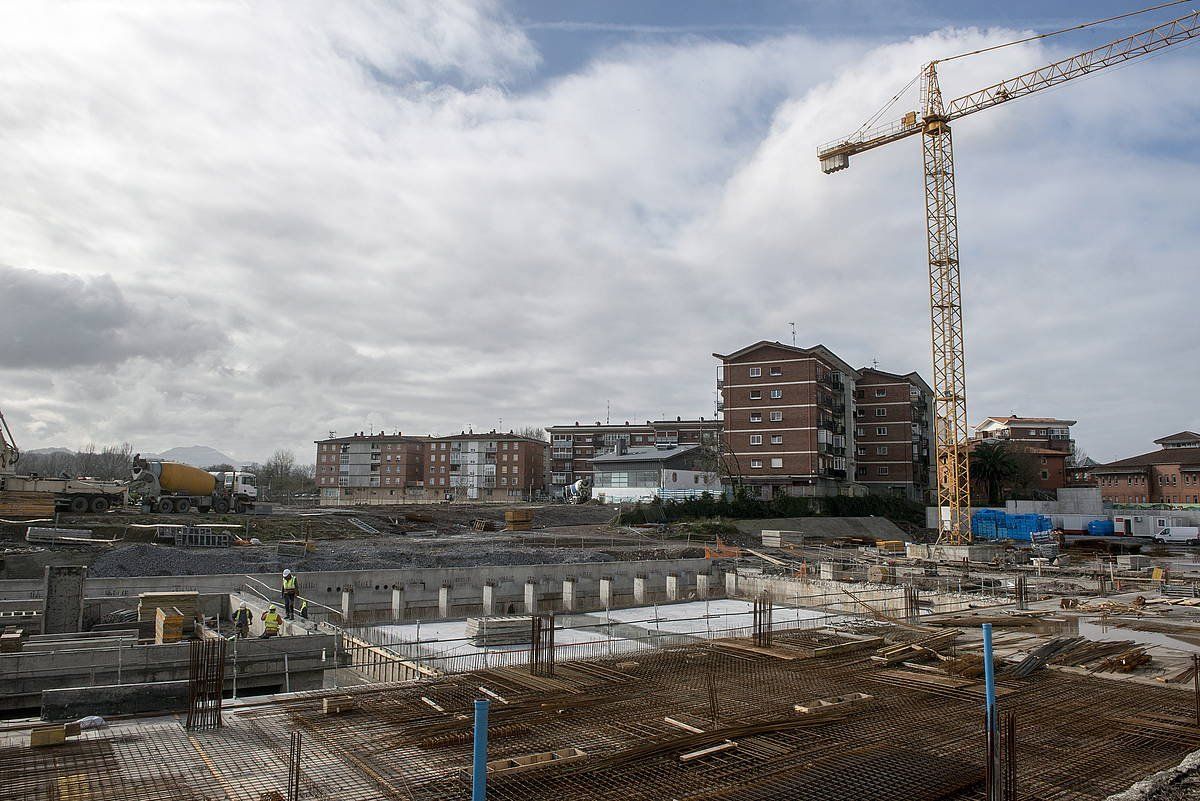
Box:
129;455;257;514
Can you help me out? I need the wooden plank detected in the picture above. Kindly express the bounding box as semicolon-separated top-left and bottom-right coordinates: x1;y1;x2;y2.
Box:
679;740;738;762
664;717;705;734
30;725;67;748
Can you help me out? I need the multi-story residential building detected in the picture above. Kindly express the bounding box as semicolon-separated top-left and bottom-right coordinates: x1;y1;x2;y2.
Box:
714;341;859;499
971;415;1077;492
546;418;719;494
1094;431;1200;505
315;432;427;505
852;368;934;501
425;431;547;501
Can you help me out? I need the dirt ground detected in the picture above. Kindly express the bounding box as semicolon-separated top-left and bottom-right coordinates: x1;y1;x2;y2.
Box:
0;502;704;578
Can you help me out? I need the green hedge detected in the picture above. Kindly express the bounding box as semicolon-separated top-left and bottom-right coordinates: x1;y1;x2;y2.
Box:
616;490;924;527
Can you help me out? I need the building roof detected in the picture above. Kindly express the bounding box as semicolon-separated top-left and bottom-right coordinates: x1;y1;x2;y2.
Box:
1094;446;1200;473
977;415;1077;428
712;340;860;378
314;433;427;445
1154;431;1200;445
857;367;933;395
546;419;715;432
429;431;547;444
590;444;701;464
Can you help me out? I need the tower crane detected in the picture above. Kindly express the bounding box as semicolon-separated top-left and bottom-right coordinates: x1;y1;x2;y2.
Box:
818;7;1200;544
0;406;18;474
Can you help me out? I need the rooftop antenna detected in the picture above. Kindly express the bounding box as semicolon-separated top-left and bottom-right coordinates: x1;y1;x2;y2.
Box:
872;357;879;369
606;400;610;425
789;322;796;347
328;430;337;439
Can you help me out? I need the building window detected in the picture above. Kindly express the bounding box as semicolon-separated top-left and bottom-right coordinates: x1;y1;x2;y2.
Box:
1040;470;1049;480
750;435;763;445
877;466;889;476
750;390;762;400
856;427;865;437
770;389;783;399
749;367;761;377
876;426;887;436
769;411;783;422
771;435;783;444
876;446;888;455
750;459;763;468
874;388;886;397
769;367;782;376
770;458;783;468
750;412;762;423
875;408;887;417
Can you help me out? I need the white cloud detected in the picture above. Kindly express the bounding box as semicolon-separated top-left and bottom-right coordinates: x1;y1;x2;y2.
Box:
0;4;1195;463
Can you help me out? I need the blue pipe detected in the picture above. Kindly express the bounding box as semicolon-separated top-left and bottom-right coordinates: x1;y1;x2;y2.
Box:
982;622;997;730
472;698;490;801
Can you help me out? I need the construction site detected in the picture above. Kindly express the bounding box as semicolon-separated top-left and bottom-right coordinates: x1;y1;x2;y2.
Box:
3;3;1200;801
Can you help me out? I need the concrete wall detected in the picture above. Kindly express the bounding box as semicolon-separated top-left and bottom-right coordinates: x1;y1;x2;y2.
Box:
0;558;717;625
0;631;335;713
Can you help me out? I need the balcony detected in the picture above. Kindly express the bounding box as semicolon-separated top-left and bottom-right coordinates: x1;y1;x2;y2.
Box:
716;379;724;389
551;450;574;459
822;468;848;480
818;374;844;391
818;418;845;435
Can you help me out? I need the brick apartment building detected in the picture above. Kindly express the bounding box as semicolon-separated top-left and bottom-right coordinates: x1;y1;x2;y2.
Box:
714;341;859;499
852;368;935;501
546;418;719;494
425;431;547;501
315;432;428;504
1094;431;1200;505
970;415;1077;492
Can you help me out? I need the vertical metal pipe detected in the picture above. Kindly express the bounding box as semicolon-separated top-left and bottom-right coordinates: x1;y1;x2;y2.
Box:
982;622;996;727
472;699;490;801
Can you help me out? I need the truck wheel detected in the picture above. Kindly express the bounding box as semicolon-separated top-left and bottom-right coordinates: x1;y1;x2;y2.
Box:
234;501;247;514
174;498;191;514
68;496;88;514
90;497;110;514
155;498;174;514
214;499;230;514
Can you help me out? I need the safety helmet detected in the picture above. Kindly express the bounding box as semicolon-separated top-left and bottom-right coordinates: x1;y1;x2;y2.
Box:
283;569;293;577
269;605;277;610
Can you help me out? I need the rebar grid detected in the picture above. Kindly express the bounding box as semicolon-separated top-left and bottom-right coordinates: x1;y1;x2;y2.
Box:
2;637;1197;801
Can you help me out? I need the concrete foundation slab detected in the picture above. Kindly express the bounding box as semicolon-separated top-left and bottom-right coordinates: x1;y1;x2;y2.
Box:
906;543;1002;563
42;680;189;721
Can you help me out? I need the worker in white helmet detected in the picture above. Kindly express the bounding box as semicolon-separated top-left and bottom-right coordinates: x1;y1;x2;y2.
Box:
281;568;299;620
231;602;252;639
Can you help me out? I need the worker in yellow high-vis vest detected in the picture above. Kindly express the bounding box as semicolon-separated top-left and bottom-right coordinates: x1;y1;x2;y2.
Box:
260;605;283;638
282;568;299;620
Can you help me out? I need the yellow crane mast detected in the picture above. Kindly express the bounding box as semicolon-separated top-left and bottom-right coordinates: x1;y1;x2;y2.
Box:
818;8;1200;544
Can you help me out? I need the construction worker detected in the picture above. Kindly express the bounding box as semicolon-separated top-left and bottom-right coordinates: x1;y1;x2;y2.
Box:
282;568;299;620
231;602;252;639
299;600;309;620
260;605;283;638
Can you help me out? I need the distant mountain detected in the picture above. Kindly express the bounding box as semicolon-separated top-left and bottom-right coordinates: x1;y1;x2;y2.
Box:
142;446;247;468
26;447;74;455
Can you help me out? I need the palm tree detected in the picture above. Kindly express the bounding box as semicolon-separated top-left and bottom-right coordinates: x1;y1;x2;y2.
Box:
970;441;1020;506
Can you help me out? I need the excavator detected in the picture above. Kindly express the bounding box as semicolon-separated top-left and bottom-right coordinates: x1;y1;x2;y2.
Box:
0;405;127;515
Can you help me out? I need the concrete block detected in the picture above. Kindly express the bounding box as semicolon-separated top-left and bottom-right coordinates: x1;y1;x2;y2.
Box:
633;576;648;605
439;584;452;619
341;589;354;623
599;578;614;608
482;583;497;616
391;587;405;620
561;578;577;612
696;573;711;599
41;680;189;721
524;580;538;614
42;566;86;635
725;571;738;597
665;574;679;601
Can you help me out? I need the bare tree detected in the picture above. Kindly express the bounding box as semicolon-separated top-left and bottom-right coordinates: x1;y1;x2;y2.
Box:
515;426;548;441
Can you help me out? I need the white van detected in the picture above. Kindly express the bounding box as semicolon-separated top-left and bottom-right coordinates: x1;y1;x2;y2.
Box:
1154;526;1200;545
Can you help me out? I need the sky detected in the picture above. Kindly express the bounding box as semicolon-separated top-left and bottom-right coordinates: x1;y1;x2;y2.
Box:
1;1;1197;465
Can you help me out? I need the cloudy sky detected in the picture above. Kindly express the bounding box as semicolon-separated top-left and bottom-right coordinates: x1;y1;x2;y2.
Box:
1;1;1197;465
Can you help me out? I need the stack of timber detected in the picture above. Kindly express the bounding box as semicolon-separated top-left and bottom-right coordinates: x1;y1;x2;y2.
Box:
138;591;198;640
0;490;56;517
871;630;960;665
761;530;803;547
504;509;534;531
155;607;185;644
467;616;531;646
25;527;107;545
0;627;23;653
